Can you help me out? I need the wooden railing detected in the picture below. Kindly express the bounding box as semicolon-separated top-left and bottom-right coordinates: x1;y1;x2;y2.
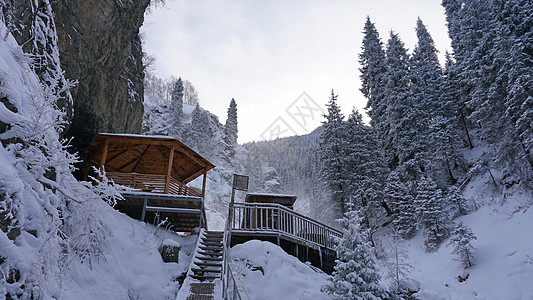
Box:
107;172;202;197
228;203;341;251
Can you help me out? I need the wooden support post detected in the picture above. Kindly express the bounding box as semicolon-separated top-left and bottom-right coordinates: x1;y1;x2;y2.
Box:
201;168;207;199
200;199;205;229
98;139;109;181
82;159;91;181
319;247;323;270
164;145;175;194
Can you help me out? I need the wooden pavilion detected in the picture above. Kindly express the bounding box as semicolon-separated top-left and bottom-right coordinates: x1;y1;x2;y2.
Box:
84;133;215;232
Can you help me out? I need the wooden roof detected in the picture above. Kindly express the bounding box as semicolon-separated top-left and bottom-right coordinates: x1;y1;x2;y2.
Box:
85;133;215;184
245;193;297;207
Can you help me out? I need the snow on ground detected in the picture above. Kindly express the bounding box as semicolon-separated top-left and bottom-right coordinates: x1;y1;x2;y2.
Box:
386;192;533;300
229;240;330;300
61;201;197;299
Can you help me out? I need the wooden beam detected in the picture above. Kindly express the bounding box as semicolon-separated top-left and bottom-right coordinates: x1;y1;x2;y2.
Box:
99;138;109;177
201;168;207;199
173;143;206;168
95;135;176;146
182;168;206;184
105;148;130;165
85;137;106;157
115;144;150;172
165;145;176;194
82;158;91;181
130;144;151;173
156;147;187;177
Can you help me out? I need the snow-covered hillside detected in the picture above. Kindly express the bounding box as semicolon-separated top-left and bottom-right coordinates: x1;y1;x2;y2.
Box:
225;190;533;300
402;201;533;299
0;17;196;300
61;203;197;299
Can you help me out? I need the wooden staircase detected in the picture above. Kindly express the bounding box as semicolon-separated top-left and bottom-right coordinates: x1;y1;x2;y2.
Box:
190;231;224;281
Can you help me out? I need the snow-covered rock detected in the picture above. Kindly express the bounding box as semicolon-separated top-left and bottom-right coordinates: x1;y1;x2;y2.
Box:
230;240;330;300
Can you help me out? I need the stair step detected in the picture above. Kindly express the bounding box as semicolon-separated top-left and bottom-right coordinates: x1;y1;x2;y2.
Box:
203;235;223;239
195;256;223;262
190;274;220;280
192;267;221;274
205;231;223;235
201;241;222;246
204;234;223;238
199;246;222;251
190;282;215;294
197;250;223;257
195;262;222;267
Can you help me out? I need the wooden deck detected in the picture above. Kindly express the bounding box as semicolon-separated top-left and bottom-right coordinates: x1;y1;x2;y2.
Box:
115;192;206;232
226;202;341;273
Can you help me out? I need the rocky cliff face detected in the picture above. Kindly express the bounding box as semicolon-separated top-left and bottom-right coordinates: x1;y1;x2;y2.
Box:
52;0;149;155
4;0;149;157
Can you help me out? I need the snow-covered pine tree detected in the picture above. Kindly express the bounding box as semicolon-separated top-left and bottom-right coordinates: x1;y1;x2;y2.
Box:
382;230;413;299
383;31;410;169
319;90;349;216
442;0;533;188
345;108;389;228
359;17;387;144
169;77;184;137
427;115;463;186
384;171;417;239
448;221;477;269
323;211;387;300
189;103;211;154
415;177;451;251
396;18;442;183
440;51;474;149
182;79;200;105
143;97;169;135
410;18;442;115
494;0;533;182
223;98;238;159
446;185;471;217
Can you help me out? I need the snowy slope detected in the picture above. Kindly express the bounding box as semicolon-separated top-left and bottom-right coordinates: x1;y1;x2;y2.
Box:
395;197;533;299
62;202;197;299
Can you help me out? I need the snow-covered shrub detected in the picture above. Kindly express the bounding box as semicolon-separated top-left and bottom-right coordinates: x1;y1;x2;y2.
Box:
447;221;477;269
0;10;121;298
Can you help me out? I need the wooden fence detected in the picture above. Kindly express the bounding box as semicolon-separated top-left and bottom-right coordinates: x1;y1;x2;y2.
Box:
228;202;341;251
107;172;201;197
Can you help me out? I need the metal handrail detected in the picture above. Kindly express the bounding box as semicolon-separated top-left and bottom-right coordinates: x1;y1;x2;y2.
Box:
229;202;341;250
222;204;250;300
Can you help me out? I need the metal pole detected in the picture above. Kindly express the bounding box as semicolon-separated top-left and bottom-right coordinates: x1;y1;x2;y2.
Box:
230;186;236;205
141;197;148;221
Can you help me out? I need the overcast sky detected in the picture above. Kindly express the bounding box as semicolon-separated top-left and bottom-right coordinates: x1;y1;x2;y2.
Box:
141;0;450;143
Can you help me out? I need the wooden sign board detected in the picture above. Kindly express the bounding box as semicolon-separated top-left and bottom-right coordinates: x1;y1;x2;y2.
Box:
233;174;249;191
